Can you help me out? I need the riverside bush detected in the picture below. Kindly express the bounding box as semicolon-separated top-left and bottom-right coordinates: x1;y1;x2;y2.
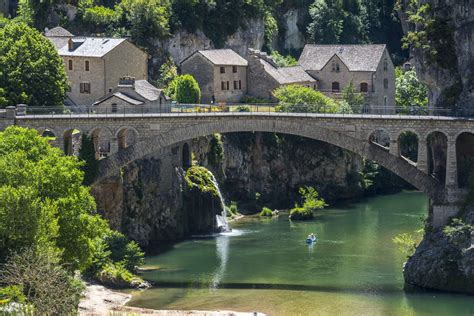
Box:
289;186;327;220
259;207;273;217
273;85;340;113
97;263;144;289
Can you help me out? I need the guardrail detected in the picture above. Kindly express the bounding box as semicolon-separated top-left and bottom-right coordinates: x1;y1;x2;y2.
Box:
8;104;474;118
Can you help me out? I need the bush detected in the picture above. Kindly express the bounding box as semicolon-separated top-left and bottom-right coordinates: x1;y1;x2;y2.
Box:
259;207;273;217
289;187;327;221
273;85;340;113
0;248;84;314
97;263;144;289
226;201;240;218
0;285;26;305
104;231;145;273
175;74;201;104
235;105;251;112
270;51;298;67
289;207;313;220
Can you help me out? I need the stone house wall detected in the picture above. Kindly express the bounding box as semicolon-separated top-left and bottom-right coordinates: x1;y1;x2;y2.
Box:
103;41;148;95
63;56;105;106
247;55;279;101
180;54;214;103
212;65;247;103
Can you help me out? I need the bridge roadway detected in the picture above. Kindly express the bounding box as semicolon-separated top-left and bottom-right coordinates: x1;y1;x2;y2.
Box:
2;109;474;227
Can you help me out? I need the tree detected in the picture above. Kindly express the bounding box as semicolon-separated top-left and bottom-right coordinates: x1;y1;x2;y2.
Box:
0;248;84;314
175;74;201;104
395;67;428;112
79;134;99;186
0;22;68;107
273;84;340;113
156;56;178;89
0;126;108;270
342;81;365;111
307;0;344;44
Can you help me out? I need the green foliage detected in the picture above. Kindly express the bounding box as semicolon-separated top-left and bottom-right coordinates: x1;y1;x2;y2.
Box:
185;166;219;197
104;231;145;273
395;67;428;111
116;0;171;49
208;133;224;166
0;21;68;107
97;262;144;288
273;84;340;113
0;247;84;314
240;96;269;104
360;159;412;195
392;232;419;257
264;12;278;48
175;74;201;104
0;285;27;305
259;207;273;217
289;186;326;220
270;51;298;67
226;201;240;218
443;218;473;241
156;56;178;89
342;81;364;109
235;105;251;112
0;127;110;270
79;134;99;186
82;5;118;33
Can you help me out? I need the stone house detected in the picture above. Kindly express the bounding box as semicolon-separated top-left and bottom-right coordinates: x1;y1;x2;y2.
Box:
298;44;395;110
44;26;74;49
179;49;248;103
93;76;171;113
47;30;148;106
247;49;317;101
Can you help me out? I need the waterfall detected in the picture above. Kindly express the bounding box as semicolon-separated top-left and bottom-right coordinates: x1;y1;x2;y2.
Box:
209;172;231;233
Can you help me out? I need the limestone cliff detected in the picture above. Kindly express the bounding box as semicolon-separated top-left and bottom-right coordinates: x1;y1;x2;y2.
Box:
398;0;474;111
404;207;474;293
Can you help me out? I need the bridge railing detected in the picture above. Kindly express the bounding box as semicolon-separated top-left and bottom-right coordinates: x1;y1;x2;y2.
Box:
12;104;474;118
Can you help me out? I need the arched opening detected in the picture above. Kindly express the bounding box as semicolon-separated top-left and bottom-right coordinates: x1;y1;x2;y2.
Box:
41;129;56;138
360;82;368;93
456;132;474;188
63;129;82;156
90;128;111;160
182;143;191;169
369;129;390;148
398;131;418;163
427;131;447;184
117;127;138;149
332;82;340;92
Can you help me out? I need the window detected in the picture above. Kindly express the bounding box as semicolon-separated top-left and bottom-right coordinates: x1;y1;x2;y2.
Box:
332;62;340;72
384;96;388;106
239;80;242;90
226;81;229;90
360;82;368;93
111;103;118;113
232;66;237;73
383;59;388;71
336;63;340;72
221;81;226;90
220;67;225;74
332;82;340;92
384;78;389;89
68;60;73;71
313;84;317;90
85;60;89;71
234;81;238;90
80;82;91;94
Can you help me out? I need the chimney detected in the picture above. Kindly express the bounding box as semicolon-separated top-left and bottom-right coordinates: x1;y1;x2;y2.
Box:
68;38;73;51
118;76;135;88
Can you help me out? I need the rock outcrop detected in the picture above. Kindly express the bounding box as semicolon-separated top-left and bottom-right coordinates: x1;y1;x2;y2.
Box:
404;207;474;293
398;0;474;111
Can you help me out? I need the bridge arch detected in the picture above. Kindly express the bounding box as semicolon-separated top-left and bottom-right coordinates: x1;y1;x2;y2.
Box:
116;126;139;149
97;118;446;203
426;130;448;184
397;129;420;163
88;127;113;159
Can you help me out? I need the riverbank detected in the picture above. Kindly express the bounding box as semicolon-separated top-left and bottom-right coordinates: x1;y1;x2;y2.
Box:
78;284;264;316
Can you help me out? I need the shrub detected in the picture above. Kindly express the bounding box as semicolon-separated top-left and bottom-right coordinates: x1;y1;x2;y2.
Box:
97;263;144;289
208;134;224;166
289;187;327;221
104;231;145;273
270;51;298;67
273;85;340;113
175;74;201;104
0;285;26;305
235;105;251;112
259;207;273;217
226;201;240;218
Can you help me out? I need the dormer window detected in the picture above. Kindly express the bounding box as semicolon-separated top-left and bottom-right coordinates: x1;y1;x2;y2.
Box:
68;60;73;71
220;67;225;74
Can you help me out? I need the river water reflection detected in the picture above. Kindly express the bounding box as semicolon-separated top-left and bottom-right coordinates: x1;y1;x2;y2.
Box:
128;192;474;315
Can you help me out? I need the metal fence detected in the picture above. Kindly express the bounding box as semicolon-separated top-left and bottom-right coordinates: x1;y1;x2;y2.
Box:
8;104;474;118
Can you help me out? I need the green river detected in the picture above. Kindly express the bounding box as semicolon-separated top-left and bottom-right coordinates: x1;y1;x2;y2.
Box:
127;192;474;315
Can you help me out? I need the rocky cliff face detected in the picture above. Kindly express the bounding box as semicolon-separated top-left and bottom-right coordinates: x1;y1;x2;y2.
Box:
399;0;474;111
404;207;474;293
92;133;366;246
194;132;364;213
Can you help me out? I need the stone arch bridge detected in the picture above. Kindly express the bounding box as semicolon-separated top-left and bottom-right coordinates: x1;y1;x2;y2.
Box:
3;109;474;227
